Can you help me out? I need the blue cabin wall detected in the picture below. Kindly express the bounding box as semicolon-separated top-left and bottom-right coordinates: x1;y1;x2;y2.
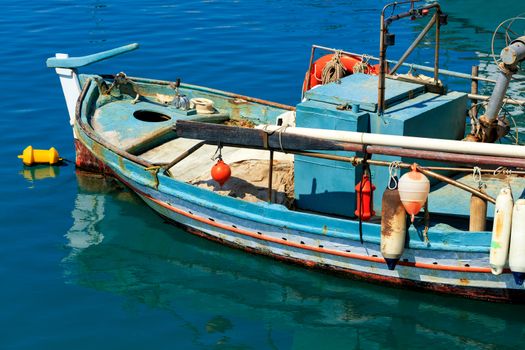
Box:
295;74;468;217
370;91;467;212
294;100;369;217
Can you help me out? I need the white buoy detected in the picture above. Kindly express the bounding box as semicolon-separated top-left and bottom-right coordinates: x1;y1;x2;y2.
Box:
509;199;525;285
398;164;430;222
489;187;514;275
380;181;407;271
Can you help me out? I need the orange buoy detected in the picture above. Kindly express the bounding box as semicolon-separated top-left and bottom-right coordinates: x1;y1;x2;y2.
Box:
211;159;231;186
354;172;376;221
303;53;377;92
398;164;430;222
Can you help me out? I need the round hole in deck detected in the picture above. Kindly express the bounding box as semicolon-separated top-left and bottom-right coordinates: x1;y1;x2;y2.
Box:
133;110;171;122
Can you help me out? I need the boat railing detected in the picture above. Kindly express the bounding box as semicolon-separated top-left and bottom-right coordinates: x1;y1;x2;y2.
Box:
378;1;445;113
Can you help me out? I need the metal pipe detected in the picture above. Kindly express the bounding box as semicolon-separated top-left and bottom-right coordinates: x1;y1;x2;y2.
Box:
259;125;525;159
291;150;495;204
291;150;521;173
501;36;525;66
467;94;525;106
416;166;495;204
377;4;388;115
366;145;525;168
280;139;525;169
483;36;525;124
311;44;497;83
162;141;206;175
383;1;439;25
268;150;274;203
484;69;513;122
471;66;479;116
302;45;317;99
468;93;525;106
434;10;440;84
390;15;437;74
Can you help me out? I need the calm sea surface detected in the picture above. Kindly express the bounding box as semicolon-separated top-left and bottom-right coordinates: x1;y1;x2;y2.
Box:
2;1;525;349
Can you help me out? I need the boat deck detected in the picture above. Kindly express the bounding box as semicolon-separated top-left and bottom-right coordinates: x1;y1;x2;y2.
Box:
140;138;294;206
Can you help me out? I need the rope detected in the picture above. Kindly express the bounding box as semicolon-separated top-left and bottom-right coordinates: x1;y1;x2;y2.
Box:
472;166;487;191
212;143;223;161
472;166;482;183
422;200;430;245
388;161;400;189
261;124;288;153
277;126;287;153
353;55;368;74
494;166;513;176
321;50;347;85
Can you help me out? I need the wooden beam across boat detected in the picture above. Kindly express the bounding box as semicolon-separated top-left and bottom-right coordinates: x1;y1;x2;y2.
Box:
175;120;525;169
175;120;348;151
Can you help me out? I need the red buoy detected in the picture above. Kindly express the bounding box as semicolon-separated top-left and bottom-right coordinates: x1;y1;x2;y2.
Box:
211;159;231;186
355;173;376;220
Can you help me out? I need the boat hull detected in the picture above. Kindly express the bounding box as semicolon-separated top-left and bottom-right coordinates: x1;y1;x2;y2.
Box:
72;79;525;303
167;215;525;303
135;183;524;303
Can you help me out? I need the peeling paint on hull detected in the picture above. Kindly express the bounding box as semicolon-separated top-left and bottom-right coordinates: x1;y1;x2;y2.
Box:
163;211;522;303
75;139;112;174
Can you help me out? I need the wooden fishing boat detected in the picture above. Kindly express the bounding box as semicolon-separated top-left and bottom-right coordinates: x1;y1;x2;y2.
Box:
48;2;525;302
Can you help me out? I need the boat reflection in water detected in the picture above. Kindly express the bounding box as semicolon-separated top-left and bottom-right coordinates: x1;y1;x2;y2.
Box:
62;172;525;349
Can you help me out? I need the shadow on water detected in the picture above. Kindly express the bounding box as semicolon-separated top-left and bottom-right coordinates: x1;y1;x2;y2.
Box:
61;172;525;349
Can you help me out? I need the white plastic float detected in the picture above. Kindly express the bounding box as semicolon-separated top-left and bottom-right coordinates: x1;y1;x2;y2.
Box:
510;199;525;285
490;187;514;275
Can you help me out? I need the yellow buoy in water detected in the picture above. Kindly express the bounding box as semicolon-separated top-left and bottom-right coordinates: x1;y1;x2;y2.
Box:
18;146;62;166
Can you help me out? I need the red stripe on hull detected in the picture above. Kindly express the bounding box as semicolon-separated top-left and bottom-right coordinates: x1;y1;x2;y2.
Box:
164;216;524;303
143;190;498;274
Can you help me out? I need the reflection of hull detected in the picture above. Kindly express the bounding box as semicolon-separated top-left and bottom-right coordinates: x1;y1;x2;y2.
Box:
64;173;525;348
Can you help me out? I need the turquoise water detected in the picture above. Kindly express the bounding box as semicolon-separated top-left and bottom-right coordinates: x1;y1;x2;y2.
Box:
2;1;525;349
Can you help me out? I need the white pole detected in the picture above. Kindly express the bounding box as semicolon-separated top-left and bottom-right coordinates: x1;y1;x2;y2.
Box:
54;53;81;138
257;125;525;159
